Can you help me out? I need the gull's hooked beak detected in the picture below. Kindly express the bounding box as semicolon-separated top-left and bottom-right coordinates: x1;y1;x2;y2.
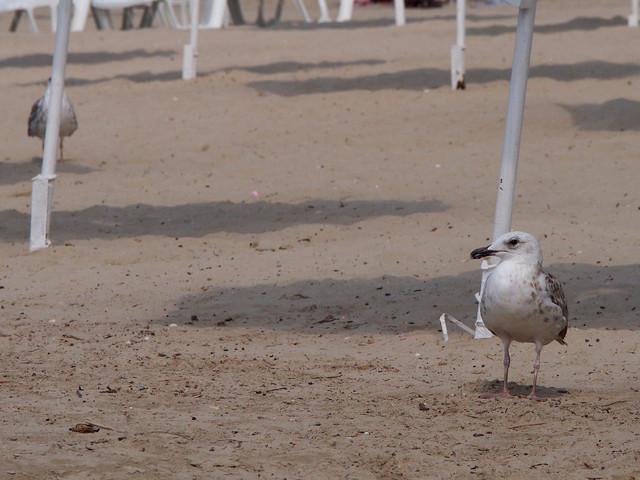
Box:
470;246;504;259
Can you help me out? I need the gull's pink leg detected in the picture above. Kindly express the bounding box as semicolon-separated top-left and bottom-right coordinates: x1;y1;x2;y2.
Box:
480;339;514;399
522;343;546;402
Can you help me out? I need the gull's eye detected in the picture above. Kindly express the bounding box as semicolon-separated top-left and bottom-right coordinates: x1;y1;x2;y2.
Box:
508;237;519;247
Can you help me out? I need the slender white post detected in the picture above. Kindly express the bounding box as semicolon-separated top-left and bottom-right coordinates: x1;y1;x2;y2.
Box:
630;0;639;26
182;0;199;80
30;0;73;252
451;0;465;89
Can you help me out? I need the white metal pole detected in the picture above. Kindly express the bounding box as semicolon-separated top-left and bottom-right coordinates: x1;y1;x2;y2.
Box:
440;0;538;341
182;0;200;80
30;0;73;252
492;0;536;240
474;0;537;338
456;0;465;46
630;0;639;27
450;0;466;89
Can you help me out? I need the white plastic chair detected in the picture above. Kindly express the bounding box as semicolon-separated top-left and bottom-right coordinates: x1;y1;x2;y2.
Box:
336;0;405;25
200;0;401;28
199;0;227;28
91;0;153;29
89;0;178;28
200;0;331;28
70;0;90;30
0;0;95;32
0;0;58;32
162;0;188;26
70;0;181;30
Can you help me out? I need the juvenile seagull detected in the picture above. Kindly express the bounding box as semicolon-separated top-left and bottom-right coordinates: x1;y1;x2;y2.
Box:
28;78;78;162
471;231;568;401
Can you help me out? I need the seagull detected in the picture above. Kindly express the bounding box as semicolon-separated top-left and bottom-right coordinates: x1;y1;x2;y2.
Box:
470;231;568;401
28;78;78;162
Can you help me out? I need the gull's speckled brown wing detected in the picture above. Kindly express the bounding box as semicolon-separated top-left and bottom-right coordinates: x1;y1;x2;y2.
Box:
544;269;568;345
28;96;44;138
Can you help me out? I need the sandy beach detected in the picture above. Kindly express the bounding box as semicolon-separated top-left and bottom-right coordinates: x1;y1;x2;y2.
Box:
1;0;640;478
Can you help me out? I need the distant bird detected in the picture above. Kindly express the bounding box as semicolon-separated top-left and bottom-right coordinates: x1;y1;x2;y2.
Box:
28;78;78;162
471;231;568;401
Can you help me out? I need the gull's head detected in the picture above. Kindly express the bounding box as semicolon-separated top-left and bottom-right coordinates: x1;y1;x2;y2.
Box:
470;231;542;265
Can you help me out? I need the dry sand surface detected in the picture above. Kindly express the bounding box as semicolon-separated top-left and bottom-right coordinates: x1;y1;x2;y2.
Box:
1;0;640;478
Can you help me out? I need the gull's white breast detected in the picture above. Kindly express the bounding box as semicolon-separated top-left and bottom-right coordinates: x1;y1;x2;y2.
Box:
481;261;566;345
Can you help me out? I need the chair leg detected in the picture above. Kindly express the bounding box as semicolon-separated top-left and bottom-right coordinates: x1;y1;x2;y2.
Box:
158;0;181;28
155;4;169;27
145;1;161;27
336;0;354;22
50;4;58;31
140;4;154;26
317;0;331;23
202;0;227;28
273;0;285;23
10;9;40;32
10;10;24;32
122;6;135;28
256;0;265;25
393;0;405;25
179;0;188;25
227;0;245;24
292;0;311;23
25;8;39;32
71;0;91;31
92;7;114;29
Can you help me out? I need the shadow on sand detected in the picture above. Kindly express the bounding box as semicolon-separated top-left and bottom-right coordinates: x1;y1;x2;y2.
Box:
467;15;628;37
246;60;640;95
559;98;640;132
0;158;97;186
158;262;640;334
0;198;447;242
1;49;178;70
